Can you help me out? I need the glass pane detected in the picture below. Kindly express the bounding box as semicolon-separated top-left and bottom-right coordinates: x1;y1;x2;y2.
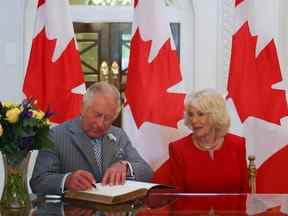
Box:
81;43;98;72
69;0;131;5
76;32;99;75
166;0;176;6
121;33;131;71
77;32;99;40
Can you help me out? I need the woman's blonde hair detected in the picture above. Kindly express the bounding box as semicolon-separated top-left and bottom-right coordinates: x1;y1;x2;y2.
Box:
184;89;230;137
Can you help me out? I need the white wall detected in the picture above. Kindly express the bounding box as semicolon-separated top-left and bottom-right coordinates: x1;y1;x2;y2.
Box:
0;0;25;197
278;0;288;85
192;0;218;91
0;0;37;197
0;1;25;103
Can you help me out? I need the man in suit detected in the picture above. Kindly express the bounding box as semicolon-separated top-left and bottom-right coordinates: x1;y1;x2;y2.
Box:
30;82;153;195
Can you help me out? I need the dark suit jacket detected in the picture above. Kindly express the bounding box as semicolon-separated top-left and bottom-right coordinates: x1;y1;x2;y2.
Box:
30;117;153;195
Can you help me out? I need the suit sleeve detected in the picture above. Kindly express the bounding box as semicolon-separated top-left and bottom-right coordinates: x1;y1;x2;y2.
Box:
116;129;153;182
30;129;66;195
169;142;185;190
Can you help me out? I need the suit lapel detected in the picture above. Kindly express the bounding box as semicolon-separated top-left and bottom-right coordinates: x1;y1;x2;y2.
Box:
68;118;102;181
102;133;118;171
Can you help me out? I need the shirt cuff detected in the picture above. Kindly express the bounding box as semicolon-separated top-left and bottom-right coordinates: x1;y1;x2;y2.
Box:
126;161;135;177
61;173;71;193
120;160;135;178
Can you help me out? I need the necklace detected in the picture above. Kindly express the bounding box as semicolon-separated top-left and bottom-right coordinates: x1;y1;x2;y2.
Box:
193;136;224;152
193;136;224;160
197;141;219;151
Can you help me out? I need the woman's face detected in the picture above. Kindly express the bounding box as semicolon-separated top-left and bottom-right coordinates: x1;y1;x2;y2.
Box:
186;105;214;138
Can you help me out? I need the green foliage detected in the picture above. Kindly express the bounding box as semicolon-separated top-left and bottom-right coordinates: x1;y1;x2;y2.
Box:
0;99;53;165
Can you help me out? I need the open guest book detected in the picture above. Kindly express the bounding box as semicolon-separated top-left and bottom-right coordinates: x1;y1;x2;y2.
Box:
64;180;172;205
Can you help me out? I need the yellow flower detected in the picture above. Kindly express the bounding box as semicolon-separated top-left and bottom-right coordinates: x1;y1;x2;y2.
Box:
3;101;14;108
45;119;51;125
32;110;45;120
6;108;21;123
0;123;3;137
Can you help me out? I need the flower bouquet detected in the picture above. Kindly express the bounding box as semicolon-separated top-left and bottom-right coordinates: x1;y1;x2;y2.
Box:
0;99;53;209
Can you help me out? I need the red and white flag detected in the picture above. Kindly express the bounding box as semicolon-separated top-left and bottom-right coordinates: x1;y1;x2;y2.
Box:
124;0;189;181
227;0;288;192
23;0;85;123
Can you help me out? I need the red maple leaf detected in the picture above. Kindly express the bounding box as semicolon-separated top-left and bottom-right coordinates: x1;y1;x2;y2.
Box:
227;22;288;124
125;29;185;128
23;29;84;123
134;0;139;7
235;0;244;6
257;145;288;193
38;0;45;7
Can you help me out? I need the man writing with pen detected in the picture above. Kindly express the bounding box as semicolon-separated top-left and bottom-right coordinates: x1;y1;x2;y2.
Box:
30;82;153;195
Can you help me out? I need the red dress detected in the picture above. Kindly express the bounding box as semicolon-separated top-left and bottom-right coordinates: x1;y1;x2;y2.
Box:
169;133;249;193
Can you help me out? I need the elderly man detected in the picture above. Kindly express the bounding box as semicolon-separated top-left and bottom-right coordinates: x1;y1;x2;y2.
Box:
30;82;153;195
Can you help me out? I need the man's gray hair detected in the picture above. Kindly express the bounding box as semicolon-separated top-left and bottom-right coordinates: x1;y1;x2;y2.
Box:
83;82;121;114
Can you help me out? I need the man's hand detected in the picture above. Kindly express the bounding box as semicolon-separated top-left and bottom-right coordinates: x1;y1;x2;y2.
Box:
65;170;96;191
102;161;127;185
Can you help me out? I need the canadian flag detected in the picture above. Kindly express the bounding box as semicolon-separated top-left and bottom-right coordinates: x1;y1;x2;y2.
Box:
123;0;189;180
227;0;288;192
23;0;85;123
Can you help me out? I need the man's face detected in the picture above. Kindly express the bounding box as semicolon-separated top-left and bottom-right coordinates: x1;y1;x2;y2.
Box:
81;92;118;138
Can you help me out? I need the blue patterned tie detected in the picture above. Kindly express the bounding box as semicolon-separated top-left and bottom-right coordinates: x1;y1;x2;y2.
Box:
91;138;103;176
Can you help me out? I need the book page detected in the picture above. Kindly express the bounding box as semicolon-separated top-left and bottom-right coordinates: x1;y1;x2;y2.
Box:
81;180;159;197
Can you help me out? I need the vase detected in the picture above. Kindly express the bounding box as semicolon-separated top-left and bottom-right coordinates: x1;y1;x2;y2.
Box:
1;152;31;209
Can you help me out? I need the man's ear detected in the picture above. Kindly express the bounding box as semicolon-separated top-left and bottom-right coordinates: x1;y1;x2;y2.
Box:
80;104;86;115
79;110;85;120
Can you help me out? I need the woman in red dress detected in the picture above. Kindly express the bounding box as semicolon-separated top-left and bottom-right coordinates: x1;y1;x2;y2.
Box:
169;89;249;193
